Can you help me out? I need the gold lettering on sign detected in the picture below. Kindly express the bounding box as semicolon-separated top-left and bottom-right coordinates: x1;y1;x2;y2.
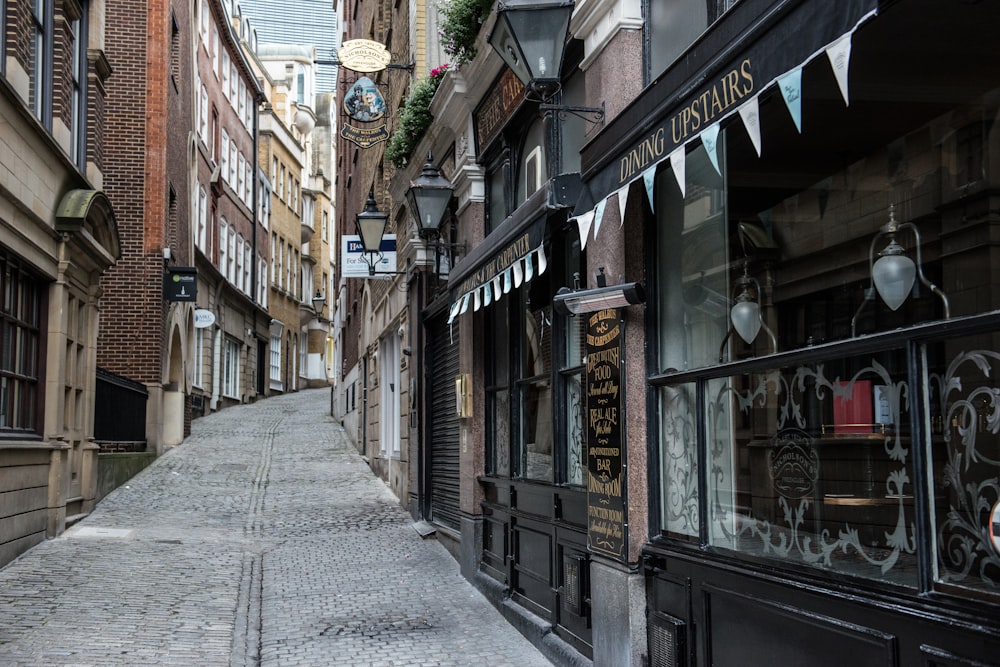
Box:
475;69;525;152
456;232;531;295
670;58;754;145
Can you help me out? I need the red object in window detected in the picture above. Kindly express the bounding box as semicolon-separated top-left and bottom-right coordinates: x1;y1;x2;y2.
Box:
833;380;874;434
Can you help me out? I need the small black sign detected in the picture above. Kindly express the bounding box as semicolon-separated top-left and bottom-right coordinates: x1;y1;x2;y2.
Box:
164;267;197;302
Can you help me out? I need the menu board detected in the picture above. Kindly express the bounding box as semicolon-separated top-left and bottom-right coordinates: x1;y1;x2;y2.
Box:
586;308;627;560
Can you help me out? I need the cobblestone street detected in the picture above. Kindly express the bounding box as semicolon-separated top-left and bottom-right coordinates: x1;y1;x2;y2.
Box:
0;388;552;666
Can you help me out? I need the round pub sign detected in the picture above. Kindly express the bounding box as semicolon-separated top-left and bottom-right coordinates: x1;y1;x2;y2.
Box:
337;39;391;73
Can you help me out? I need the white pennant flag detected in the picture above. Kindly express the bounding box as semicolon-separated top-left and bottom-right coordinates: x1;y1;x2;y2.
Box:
459;292;471;314
536;245;547;276
738;95;762;157
483;281;493;307
448;300;461;324
503;267;512;294
473;287;482;312
643;165;657;213
575;210;594;251
593;198;607;240
669;144;686;197
524;251;534;282
778;67;803;133
492;275;503;302
701;123;721;176
513;259;524;287
826;32;853;106
616;184;630;227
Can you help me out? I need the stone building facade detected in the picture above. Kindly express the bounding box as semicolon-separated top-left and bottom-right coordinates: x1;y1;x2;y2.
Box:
0;0;120;565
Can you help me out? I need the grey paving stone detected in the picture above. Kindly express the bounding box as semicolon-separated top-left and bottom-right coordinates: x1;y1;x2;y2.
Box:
0;389;552;667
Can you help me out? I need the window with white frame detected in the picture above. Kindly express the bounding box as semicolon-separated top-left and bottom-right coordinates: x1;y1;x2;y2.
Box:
244;245;251;295
199;0;209;42
237;153;246;201
229;63;237;100
286;244;292;291
228;231;236;283
193;327;204;388
258;257;267;306
236;235;245;292
211;24;219;77
68;2;86;166
197;186;207;250
219;218;228;273
221;130;229;178
221;51;230;93
322;210;329;242
222;337;240;398
271;233;277;285
229;143;237;184
269;333;281;386
199;83;209;144
238;79;246;125
298;333;307;378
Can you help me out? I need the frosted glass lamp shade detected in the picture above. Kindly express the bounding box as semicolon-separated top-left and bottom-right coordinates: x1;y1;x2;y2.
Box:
731;300;762;344
873;242;916;311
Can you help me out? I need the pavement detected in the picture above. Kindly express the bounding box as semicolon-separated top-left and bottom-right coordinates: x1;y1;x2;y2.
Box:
0;388;553;667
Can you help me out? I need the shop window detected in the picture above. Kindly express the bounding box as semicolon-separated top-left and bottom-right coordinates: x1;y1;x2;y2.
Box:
486;304;511;477
651;84;1000;596
0;256;42;435
930;332;1000;598
484;228;583;484
519;283;554;482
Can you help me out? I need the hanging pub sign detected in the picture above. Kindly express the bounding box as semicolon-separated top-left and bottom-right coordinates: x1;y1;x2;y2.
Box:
340;124;389;149
344;77;387;122
337;39;391;73
586;307;627;561
164;267;197;302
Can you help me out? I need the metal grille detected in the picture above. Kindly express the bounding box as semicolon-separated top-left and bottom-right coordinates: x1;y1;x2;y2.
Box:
563;556;580;613
649;611;685;667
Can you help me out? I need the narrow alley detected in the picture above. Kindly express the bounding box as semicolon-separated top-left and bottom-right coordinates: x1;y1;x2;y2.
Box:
0;388;553;667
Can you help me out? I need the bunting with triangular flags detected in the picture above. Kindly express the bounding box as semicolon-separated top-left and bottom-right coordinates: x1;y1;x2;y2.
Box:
826;32;853;106
778;67;803;133
669;145;686;197
738;95;763;157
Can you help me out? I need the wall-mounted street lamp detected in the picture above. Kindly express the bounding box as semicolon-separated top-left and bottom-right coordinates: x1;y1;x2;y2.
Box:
406;154;454;240
355;189;389;276
718;263;777;361
488;0;604;123
553;268;644;316
311;289;325;314
405;155;467;274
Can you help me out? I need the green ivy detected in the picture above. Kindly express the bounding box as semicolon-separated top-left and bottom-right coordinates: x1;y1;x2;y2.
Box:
385;65;450;169
438;0;493;66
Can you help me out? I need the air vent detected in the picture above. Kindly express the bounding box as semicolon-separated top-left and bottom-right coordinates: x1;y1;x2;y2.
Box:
649;611;686;667
561;552;589;617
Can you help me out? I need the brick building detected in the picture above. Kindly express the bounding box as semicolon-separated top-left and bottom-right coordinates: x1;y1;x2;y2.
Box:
0;0;120;565
98;0;197;450
188;0;268;417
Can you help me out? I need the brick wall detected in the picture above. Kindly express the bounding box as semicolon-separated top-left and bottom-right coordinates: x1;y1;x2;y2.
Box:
97;0;166;384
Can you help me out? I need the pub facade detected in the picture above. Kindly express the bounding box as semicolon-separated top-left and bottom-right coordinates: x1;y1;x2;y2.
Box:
398;0;1000;664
